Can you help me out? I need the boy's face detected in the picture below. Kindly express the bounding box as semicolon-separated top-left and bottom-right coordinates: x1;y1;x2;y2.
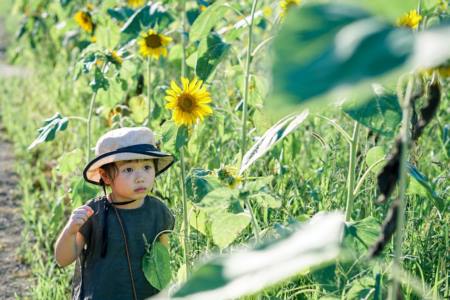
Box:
102;159;156;202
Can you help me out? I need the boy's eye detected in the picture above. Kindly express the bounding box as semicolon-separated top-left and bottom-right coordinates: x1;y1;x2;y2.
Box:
124;167;133;173
144;165;153;170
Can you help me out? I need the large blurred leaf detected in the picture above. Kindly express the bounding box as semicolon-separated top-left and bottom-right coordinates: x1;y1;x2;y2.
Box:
196;32;230;81
28;113;69;150
271;3;413;106
189;1;230;42
90;67;109;92
171;212;345;299
198;187;239;213
344;216;380;252
270;3;450;108
239;110;309;175
142;241;171;290
343;85;402;136
120;3;173;42
210;212;251;249
342;0;417;22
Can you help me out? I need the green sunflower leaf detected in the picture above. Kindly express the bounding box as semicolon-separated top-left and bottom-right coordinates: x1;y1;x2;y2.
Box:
196;32;230;81
173;212;345;298
142;241;172;291
407;164;445;211
343;85;402;137
28;113;69;150
210;212;251;249
189;0;230;43
175;125;189;150
107;7;134;22
90;67;110;92
120;3;173;43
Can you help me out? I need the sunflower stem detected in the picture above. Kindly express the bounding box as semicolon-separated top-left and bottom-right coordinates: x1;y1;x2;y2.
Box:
147;57;152;125
86;63;107;162
179;0;191;278
240;0;260;243
389;75;414;300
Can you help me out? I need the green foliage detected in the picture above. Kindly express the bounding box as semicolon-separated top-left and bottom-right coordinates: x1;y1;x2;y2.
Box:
189;0;229;43
343;86;402;137
70;177;99;207
142;241;172;291
90;67;109;92
28;113;69;150
195;33;230;81
365;146;386;174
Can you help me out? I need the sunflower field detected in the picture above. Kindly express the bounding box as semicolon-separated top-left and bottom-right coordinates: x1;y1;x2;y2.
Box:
0;0;449;299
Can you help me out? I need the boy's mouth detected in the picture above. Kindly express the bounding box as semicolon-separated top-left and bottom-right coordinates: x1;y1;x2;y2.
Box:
134;187;147;193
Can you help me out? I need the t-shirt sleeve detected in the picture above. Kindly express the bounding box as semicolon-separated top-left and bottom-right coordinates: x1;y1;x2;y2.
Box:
160;202;175;232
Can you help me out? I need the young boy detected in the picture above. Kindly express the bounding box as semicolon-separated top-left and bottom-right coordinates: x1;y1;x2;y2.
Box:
54;127;175;300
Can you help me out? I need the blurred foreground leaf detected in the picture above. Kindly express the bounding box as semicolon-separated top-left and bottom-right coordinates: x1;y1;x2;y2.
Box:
143;241;172;291
169;212;344;299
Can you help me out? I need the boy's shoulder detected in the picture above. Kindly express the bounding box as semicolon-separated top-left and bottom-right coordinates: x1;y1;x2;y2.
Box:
83;195;106;208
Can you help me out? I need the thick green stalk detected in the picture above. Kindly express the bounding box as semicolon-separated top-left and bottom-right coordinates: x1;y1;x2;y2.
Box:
86;64;107;162
344;121;360;221
147;57;152;124
179;0;191;277
389;76;414;300
240;0;260;243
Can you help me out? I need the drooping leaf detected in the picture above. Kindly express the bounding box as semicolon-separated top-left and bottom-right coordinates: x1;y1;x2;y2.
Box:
120;3;173;42
142;241;172;290
175;125;189;150
239;110;309;175
189;1;230;43
90;67;109;92
365;146;386;174
28;113;69;150
249;193;281;209
188;203;209;236
210;212;251;249
343;86;402;136
172;212;345;299
196;32;230;81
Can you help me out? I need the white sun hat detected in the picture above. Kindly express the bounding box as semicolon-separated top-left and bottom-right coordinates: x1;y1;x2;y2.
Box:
83;127;175;185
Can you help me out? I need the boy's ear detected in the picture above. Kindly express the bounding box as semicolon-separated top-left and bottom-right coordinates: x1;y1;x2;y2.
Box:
99;168;112;185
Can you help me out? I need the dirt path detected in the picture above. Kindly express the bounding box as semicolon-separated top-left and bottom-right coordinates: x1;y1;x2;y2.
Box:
0;18;32;300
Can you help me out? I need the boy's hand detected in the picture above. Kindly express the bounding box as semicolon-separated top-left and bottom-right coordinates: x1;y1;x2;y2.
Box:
65;205;94;235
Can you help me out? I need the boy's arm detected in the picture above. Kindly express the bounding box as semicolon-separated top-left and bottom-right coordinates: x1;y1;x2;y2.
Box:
54;229;86;267
54;205;93;267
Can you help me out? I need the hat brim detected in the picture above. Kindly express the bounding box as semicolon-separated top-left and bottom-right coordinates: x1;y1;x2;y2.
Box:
83;151;175;186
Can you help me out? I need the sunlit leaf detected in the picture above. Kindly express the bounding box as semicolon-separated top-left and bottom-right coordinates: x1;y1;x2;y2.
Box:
239;110;309;175
189;1;230;43
344;216;380;252
186;168;220;203
407;164;444;211
196;32;230;81
55;149;84;178
172;212;345;299
28;113;69;150
249;193;281;209
129;95;147;123
211;212;251;249
107;7;134;22
365;146;386;174
70;177;98;207
142;241;172;290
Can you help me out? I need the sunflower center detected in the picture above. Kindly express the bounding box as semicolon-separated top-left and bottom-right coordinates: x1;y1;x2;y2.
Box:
178;93;196;112
145;34;162;48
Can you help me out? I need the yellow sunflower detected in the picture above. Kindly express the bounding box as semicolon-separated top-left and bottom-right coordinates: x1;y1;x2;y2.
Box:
137;29;172;59
74;10;94;33
127;0;146;8
280;0;301;18
108;50;123;65
397;10;422;29
165;77;213;126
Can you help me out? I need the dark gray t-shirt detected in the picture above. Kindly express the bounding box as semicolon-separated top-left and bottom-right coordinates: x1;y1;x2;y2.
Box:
72;195;175;300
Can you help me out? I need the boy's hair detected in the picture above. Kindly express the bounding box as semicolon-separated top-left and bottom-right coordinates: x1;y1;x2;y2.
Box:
100;159;157;185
